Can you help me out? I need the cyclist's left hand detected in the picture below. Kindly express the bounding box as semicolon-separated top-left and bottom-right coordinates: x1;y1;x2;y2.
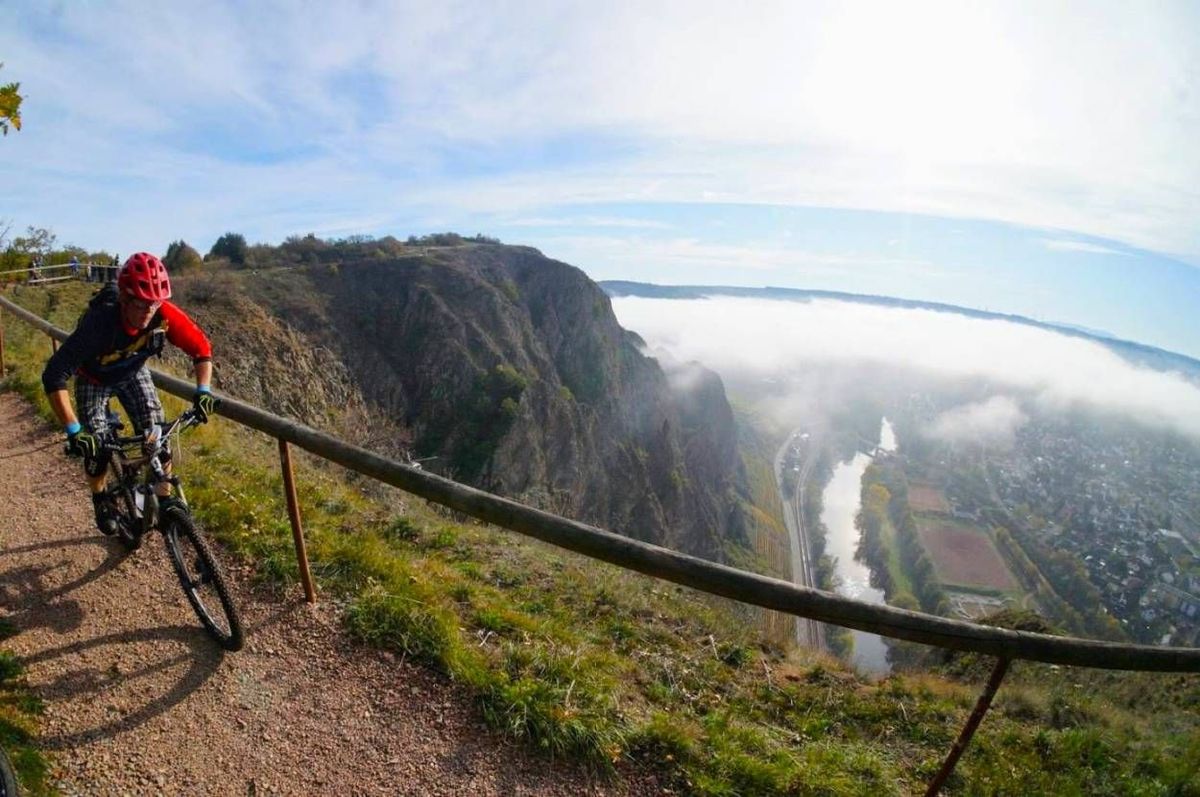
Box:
66;429;99;459
193;388;217;423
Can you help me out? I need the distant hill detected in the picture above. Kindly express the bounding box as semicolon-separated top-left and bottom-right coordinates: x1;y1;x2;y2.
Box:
601;281;1200;379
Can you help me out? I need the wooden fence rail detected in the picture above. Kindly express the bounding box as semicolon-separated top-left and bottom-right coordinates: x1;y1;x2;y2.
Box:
0;263;119;285
5;292;1197;671
3;290;1199;794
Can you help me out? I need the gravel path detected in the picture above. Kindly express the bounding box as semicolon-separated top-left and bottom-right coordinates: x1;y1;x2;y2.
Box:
0;391;662;796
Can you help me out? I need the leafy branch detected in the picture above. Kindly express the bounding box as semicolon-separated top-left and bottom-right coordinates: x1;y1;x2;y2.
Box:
0;63;22;136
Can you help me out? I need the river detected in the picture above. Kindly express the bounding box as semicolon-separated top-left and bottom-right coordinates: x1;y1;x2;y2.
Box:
820;418;896;675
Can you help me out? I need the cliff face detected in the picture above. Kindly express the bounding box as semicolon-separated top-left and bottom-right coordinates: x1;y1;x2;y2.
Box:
179;244;748;560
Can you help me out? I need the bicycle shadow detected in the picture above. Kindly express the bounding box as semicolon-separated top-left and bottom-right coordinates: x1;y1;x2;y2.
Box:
18;606;285;750
19;624;225;750
1;524;291;749
0;535;127;634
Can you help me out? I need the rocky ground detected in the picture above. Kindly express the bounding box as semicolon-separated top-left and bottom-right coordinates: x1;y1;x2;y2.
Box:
0;391;662;796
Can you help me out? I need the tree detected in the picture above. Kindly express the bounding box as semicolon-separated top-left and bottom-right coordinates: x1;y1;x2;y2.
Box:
49;244;88;265
11;226;56;257
163;240;203;272
0;63;21;136
2;225;55;270
208;232;247;265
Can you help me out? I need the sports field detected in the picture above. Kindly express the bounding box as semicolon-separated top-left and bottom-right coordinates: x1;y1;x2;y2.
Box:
908;482;950;514
916;519;1017;591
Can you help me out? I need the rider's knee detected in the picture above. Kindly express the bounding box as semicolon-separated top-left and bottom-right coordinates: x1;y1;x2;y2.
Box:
83;450;112;478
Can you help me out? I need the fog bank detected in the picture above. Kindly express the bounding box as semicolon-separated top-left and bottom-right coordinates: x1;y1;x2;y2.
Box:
611;296;1200;440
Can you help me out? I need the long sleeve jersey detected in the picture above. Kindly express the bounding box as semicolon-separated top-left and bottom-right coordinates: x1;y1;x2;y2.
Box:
42;286;212;391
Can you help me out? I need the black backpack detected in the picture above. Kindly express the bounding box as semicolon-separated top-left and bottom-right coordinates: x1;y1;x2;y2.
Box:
83;284;166;357
88;283;119;312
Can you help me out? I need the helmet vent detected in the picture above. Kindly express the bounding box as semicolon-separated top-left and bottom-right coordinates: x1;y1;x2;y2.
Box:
118;252;172;302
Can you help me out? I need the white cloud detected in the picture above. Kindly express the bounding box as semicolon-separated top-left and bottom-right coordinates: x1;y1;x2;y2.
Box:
534;233;946;284
507;216;673;230
1042;239;1129;256
610;296;1200;440
2;1;1198;262
928;396;1028;450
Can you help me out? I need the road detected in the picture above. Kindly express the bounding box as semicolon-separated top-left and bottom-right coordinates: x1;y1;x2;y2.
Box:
773;429;826;650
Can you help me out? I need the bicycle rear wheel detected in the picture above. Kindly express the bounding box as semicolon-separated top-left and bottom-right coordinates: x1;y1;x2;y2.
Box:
109;486;142;551
161;508;244;651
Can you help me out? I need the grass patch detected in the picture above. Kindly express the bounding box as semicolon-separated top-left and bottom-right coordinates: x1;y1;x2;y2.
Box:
0;643;51;795
878;508;915;599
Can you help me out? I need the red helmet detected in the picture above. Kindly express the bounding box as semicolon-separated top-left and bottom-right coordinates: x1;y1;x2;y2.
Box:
118;252;172;302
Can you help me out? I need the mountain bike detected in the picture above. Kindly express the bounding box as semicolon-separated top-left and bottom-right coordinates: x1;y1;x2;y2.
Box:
93;407;244;651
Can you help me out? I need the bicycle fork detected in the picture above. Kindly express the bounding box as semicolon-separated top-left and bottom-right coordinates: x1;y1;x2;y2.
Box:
122;476;188;539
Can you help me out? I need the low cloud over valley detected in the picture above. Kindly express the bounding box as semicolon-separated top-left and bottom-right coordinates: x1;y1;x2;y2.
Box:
611;296;1200;441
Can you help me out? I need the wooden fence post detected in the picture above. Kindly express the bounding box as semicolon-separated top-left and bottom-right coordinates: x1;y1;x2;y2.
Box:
923;656;1011;796
278;438;317;603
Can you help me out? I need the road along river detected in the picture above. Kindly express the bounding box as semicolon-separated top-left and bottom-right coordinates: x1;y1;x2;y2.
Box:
774;429;825;650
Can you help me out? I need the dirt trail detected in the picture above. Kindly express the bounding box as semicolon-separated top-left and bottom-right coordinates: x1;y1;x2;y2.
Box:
0;391;658;796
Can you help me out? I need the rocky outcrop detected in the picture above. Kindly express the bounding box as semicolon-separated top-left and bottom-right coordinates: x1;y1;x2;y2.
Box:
178;244;749;561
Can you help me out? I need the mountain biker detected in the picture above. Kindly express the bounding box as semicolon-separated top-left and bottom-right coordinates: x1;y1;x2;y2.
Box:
41;252;216;535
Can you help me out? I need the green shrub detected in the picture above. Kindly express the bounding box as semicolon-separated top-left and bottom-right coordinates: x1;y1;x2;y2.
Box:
384;516;422;542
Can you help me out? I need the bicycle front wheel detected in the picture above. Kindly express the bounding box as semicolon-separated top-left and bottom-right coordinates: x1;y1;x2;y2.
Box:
161;508;244;651
0;744;19;797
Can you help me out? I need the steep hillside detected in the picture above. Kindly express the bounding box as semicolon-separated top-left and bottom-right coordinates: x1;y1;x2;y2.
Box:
173;244;750;561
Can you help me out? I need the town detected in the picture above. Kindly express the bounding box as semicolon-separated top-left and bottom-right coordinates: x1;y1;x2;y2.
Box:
898;400;1200;647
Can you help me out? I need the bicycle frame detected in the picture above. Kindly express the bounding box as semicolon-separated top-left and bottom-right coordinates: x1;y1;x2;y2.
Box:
100;410;198;538
93;405;244;650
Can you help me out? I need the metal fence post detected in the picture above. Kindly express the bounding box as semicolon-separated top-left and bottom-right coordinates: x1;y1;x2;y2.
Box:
923;656;1012;796
0;306;6;378
278;438;317;603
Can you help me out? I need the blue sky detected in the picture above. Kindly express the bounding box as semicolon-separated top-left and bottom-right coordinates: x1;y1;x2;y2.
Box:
2;2;1199;355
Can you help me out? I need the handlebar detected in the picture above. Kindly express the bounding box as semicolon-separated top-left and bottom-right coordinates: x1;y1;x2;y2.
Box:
101;408;203;452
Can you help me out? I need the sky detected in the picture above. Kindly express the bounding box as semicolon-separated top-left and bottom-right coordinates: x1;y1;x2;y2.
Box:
2;2;1199;354
611;296;1200;443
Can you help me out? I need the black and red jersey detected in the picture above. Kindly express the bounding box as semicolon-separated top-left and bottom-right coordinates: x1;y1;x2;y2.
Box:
42;285;212;391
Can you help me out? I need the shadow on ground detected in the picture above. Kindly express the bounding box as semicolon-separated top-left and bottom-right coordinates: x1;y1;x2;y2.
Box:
0;536;125;634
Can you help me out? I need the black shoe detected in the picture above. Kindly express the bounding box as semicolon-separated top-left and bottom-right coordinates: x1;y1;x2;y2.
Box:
92;493;118;536
158;495;187;518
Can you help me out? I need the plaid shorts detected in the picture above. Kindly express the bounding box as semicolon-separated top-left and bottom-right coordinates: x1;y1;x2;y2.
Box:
75;366;166;443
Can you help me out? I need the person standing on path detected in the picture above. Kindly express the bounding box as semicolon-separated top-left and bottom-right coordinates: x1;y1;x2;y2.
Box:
40;252;216;533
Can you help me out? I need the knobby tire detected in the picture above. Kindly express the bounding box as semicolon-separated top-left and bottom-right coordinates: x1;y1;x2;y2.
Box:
0;745;18;797
110;486;142;551
162;508;244;651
